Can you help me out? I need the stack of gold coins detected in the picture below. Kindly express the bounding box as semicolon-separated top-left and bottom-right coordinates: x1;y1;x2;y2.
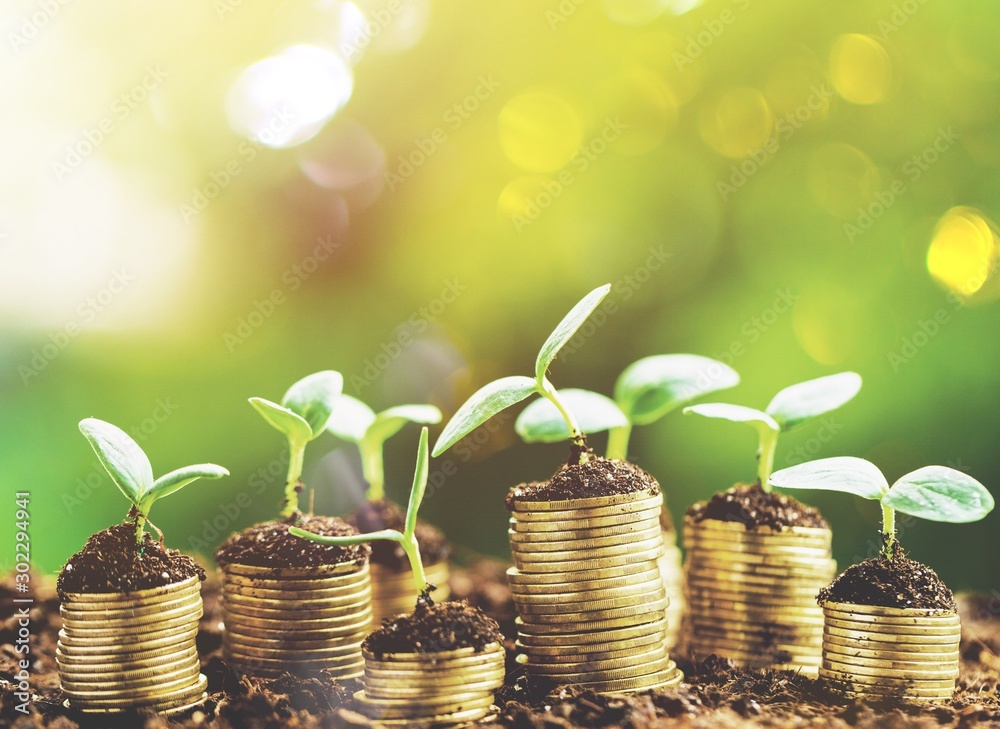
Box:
57;575;207;715
819;601;960;702
369;561;450;625
683;517;836;675
354;643;505;725
220;561;372;678
659;531;685;651
508;489;683;694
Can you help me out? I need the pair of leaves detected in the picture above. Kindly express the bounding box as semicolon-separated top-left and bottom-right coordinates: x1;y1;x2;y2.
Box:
326;395;441;447
432;285;611;457
249;371;344;445
683;372;863;435
770;456;995;524
79;418;228;511
516;354;741;443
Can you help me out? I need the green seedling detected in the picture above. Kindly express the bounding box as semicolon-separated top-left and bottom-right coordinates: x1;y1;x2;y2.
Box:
770;457;994;558
682;372;862;491
325;395;441;501
292;427;433;597
516;354;740;460
249;371;343;518
432;284;611;463
79;418;229;544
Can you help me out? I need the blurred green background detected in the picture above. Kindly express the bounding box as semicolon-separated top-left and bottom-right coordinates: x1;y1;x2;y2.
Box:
3;0;999;591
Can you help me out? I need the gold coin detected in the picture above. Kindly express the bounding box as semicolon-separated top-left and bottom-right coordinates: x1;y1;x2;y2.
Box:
512;501;662;524
510;489;660;512
529;656;672;684
822;644;959;662
222;607;371;630
57;620;199;645
511;577;665;604
66;674;207;708
62;583;202;612
62;670;203;700
60;592;202;621
823;625;959;645
222;581;371;600
221;588;370;607
352;705;492;726
685;517;831;538
517;611;667;636
227;652;365;670
226;636;364;655
60;602;203;630
516;598;668;625
831;686;954;701
221;600;370;621
690;524;833;546
226;645;362;664
572;665;683;694
60;575;201;603
822;633;960;655
818;667;956;689
354;696;493;722
820;601;956;618
685;570;825;592
686;584;820;605
686;557;835;580
508;526;662;552
363;654;502;673
224;625;370;644
57;646;197;674
507;564;660;590
683;535;831;557
363;668;505;688
516;618;666;647
510;508;662;533
363;644;502;662
222;560;366;579
515;587;666;615
690;624;823;644
221;567;370;590
823;617;960;636
523;645;667;674
354;687;495;708
517;634;664;662
363;682;502;701
512;547;664;574
159;694;210;716
512;536;663;562
509;517;662;541
822;609;960;628
682;547;833;569
60;661;201;692
822;658;958;680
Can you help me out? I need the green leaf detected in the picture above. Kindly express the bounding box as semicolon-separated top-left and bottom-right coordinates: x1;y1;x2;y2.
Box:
325;394;376;444
404;427;430;536
534;284;611;384
614;354;740;426
281;370;344;438
765;372;862;431
367;404;442;445
78;418;153;505
516;389;627;443
884;466;996;523
769;457;889;500
683;403;780;436
432;376;537;456
289;526;404;546
146;464;229;503
249;397;313;444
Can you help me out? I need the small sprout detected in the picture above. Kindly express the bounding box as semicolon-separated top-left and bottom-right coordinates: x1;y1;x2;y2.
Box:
683;372;862;491
770;456;995;558
432;285;611;462
292;427;433;597
250;371;343;518
79;418;229;544
325;395;441;501
516;354;739;460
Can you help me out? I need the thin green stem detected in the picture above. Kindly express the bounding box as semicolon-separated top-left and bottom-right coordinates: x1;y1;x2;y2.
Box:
606;424;632;461
400;532;428;596
282;440;306;518
361;440;385;501
134;511;146;544
881;502;896;559
539;382;587;461
757;429;778;492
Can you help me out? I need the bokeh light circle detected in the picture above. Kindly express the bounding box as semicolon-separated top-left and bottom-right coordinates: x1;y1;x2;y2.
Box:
807;144;881;219
927;207;998;300
699;87;774;159
226;45;354;149
498;92;584;173
829;34;892;105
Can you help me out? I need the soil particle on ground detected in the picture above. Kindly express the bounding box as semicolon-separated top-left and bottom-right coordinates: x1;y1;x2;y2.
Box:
362;599;503;658
819;550;957;611
56;523;205;599
687;482;828;530
506;457;660;508
346;499;450;570
214;513;369;569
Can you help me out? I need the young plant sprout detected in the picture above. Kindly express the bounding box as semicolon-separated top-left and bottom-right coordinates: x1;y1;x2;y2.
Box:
325;395;441;500
432;284;611;462
249;370;343;518
79;417;229;544
291;427;433;597
515;354;740;459
769;457;995;558
683;372;862;491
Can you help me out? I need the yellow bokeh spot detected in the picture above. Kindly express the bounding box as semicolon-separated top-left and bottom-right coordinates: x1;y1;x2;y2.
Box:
927;207;998;299
793;285;871;365
829;34;892;105
497;175;550;225
699;88;774;159
807;144;881;219
498;92;583;173
597;68;676;156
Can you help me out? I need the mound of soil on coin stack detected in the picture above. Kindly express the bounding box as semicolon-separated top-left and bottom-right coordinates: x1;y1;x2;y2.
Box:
347;499;450;570
57;523;204;598
687;482;828;530
506;456;660;507
214;514;369;569
363;600;503;658
819;551;956;611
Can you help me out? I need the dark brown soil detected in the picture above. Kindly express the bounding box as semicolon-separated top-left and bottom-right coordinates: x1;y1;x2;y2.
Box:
506;457;660;508
214;514;369;569
346;499;450;570
362;599;503;658
819;550;957;611
57;523;205;599
687;482;828;530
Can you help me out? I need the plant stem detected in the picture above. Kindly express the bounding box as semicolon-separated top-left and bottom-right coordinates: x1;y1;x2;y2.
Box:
757;429;778;492
881;502;896;559
399;532;428;596
361;441;385;502
282;440;306;518
134;511;146;544
606;425;631;461
540;383;588;462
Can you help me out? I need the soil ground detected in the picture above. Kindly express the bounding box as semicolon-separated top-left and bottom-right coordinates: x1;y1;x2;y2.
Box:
3;561;999;728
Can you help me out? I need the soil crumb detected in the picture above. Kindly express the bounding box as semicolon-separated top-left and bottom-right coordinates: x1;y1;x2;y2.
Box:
214;514;369;569
819;550;956;611
347;499;450;570
363;599;503;657
57;522;204;598
506;457;660;508
687;482;828;530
